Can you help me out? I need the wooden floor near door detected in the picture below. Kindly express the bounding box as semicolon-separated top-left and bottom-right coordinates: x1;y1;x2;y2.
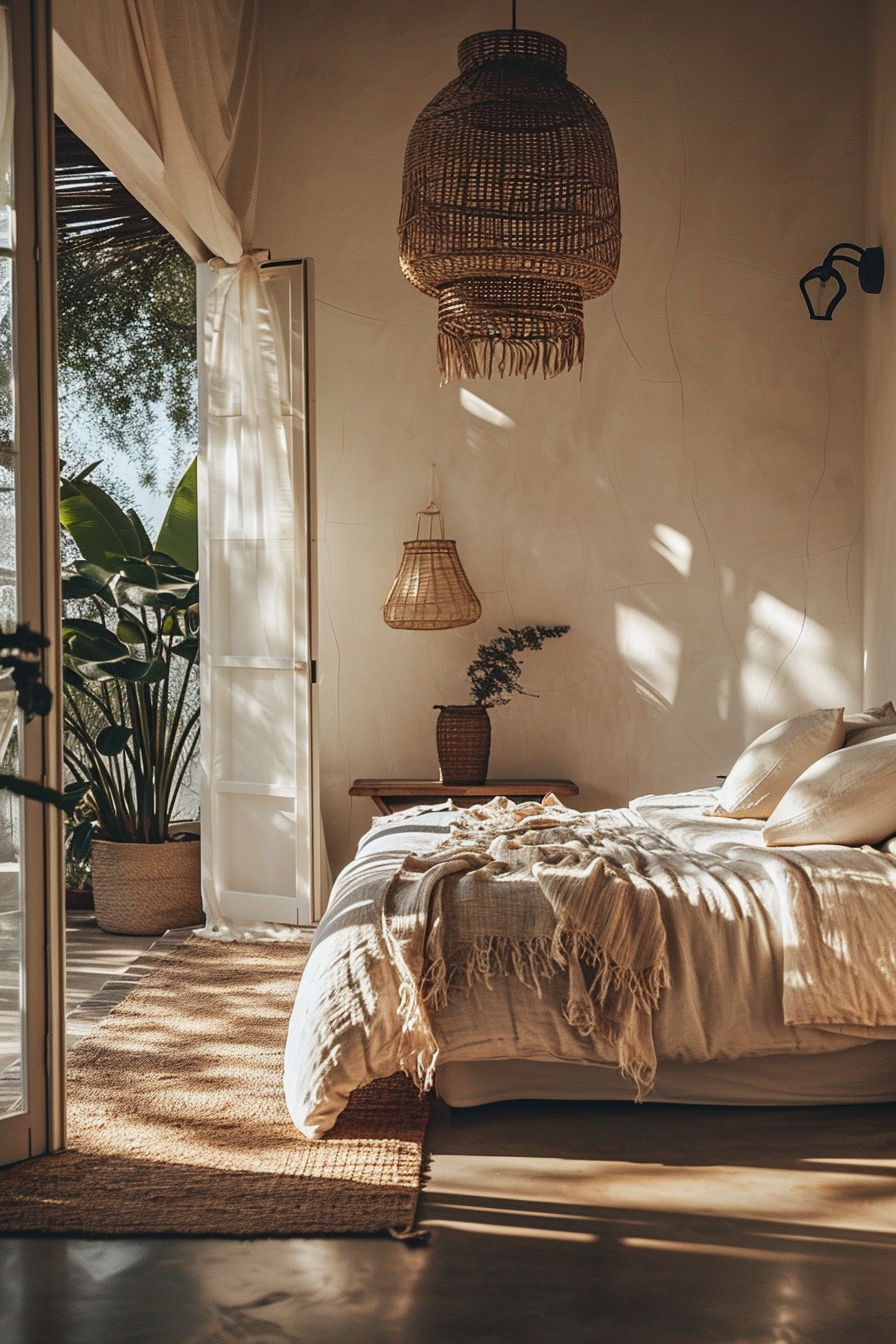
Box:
66;913;193;1050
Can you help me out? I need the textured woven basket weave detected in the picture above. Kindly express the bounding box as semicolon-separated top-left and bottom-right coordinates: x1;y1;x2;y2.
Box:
92;839;203;936
383;502;481;630
399;28;620;380
435;705;491;784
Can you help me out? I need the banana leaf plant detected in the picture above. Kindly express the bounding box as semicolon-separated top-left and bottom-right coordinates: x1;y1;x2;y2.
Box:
61;458;199;857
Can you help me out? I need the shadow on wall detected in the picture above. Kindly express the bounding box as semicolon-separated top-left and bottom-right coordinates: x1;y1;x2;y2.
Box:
318;374;861;877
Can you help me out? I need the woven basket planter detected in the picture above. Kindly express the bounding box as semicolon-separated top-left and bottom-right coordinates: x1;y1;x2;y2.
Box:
435;705;491;785
91;839;203;936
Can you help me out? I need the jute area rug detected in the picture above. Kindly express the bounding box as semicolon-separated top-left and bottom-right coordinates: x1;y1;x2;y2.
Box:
0;940;430;1237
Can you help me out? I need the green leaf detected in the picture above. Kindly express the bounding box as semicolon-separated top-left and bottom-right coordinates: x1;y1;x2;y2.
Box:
62;620;132;664
118;560;159;589
71;461;103;483
66;636;129;665
112;560;194;609
114;562;157;607
155;456;198;574
170;636;199;659
67;662;117;682
125;508;153;558
62;573;103;601
96;724;132;756
115;618;145;644
62;664;86;691
95;656;166;683
60;474;143;570
113;582;162;609
70;819;94;861
61;560;115;602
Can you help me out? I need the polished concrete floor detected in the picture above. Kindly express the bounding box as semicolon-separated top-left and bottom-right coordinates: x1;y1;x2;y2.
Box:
2;923;896;1341
3;1093;896;1342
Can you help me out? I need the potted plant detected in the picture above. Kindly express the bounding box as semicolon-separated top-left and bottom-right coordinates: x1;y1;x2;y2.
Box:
435;624;569;784
60;458;202;935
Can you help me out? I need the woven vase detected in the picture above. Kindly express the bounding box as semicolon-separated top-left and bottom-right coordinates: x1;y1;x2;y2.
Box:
91;839;203;936
435;705;491;785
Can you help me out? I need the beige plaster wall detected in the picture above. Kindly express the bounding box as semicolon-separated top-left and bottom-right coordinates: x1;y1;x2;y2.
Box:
864;0;896;703
255;0;867;875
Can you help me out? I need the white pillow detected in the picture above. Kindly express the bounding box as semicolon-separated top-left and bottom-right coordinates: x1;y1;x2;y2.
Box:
763;736;896;847
843;724;896;748
843;701;896;742
713;708;845;820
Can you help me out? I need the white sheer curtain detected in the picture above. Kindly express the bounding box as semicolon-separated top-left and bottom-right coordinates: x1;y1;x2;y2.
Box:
54;0;254;261
52;0;323;938
0;10;12;219
199;254;319;938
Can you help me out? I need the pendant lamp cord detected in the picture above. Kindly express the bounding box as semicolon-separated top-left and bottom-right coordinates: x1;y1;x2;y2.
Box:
429;462;437;507
512;0;517;29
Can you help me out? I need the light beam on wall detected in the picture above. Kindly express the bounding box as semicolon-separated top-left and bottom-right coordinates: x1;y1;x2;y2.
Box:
460;388;515;429
615;603;681;705
650;525;692;577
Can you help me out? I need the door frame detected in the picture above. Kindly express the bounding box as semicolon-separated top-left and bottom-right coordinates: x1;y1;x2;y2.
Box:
0;0;63;1167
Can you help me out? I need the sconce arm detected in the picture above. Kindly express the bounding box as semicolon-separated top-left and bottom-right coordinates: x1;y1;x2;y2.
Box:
821;243;863;271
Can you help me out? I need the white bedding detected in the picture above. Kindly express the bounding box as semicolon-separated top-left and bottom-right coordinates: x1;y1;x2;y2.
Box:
284;791;896;1137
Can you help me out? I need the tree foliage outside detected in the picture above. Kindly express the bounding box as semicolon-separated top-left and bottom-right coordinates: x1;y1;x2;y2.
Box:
55;118;197;503
57;243;196;494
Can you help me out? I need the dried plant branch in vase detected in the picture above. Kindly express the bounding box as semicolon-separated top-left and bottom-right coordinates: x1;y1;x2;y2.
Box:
434;624;569;784
466;624;570;707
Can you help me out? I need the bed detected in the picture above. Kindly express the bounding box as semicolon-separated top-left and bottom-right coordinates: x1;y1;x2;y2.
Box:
284;789;896;1138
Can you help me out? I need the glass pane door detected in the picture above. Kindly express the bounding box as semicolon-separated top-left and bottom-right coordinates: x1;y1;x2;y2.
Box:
0;0;62;1167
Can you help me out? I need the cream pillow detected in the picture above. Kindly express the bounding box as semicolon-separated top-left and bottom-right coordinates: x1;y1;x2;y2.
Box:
843;701;896;742
843;724;896;748
763;736;896;847
713;708;845;820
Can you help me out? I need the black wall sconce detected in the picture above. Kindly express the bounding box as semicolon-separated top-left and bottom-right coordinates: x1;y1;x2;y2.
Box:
799;243;884;320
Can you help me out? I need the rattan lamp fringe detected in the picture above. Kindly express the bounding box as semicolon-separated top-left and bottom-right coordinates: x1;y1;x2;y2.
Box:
398;28;620;381
383;502;481;630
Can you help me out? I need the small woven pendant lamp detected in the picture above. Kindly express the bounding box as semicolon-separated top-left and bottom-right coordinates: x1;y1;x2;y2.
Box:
383;493;481;630
398;21;620;381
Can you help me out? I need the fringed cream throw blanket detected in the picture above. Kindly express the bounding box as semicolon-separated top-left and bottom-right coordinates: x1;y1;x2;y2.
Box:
382;797;669;1099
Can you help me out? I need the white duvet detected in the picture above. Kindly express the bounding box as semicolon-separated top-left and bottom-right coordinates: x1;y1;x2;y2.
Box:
284;790;896;1138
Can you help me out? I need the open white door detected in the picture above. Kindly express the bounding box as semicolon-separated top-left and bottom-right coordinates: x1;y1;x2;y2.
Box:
199;257;321;930
0;0;64;1166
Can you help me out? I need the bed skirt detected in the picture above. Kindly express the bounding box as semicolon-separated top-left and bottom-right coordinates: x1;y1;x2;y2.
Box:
435;1041;896;1108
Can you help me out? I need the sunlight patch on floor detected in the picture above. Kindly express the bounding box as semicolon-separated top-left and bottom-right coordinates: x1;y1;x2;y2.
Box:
425;1220;597;1242
426;1154;896;1235
621;1237;807;1262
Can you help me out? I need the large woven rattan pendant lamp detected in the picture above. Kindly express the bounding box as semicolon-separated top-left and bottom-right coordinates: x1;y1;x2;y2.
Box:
398;21;620;381
383;496;481;630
